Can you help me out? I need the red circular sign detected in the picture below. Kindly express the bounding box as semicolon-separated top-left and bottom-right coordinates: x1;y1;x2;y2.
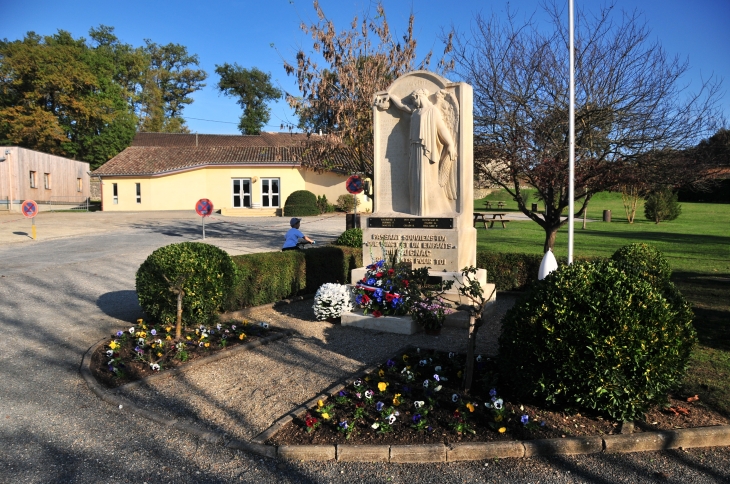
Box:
195;198;213;217
21;200;38;218
346;175;364;194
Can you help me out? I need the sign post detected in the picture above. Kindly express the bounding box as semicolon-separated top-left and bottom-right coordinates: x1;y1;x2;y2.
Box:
195;198;213;240
345;175;364;229
21;200;38;240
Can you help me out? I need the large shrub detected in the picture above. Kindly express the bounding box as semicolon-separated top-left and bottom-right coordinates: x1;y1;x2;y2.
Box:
611;243;672;289
498;259;696;421
644;188;682;223
334;228;363;248
136;242;237;326
336;194;360;212
283;190;319;216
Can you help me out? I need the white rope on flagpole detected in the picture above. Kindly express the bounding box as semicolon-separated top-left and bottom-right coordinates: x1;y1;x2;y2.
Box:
568;0;575;264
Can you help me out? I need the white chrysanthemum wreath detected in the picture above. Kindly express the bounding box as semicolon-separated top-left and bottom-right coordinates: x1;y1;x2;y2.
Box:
313;283;355;321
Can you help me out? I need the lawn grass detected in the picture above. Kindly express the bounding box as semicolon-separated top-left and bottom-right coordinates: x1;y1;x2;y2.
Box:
476;189;730;416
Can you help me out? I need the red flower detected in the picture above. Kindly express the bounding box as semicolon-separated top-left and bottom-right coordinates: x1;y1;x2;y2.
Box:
385;292;395;302
453;409;461;418
403;280;409;287
375;272;383;278
361;294;371;304
305;415;318;427
361;277;367;283
372;310;383;318
388;268;395;275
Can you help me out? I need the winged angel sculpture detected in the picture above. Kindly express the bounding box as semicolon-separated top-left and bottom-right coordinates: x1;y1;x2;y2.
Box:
377;88;459;215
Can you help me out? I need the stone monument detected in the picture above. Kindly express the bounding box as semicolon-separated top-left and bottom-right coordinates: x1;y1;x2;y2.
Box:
342;71;495;334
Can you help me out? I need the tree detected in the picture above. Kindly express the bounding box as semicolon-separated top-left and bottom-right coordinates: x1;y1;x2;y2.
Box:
644;188;682;223
0;28;137;169
215;64;281;135
448;1;723;250
282;1;445;197
137;41;207;133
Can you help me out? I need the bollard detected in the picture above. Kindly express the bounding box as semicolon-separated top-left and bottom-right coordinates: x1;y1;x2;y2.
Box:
603;209;611;222
346;213;361;230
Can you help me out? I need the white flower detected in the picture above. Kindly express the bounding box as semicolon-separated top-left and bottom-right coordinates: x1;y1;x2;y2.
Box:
387;413;396;424
434;385;442;392
484;402;493;409
371;422;380;429
419;359;428;367
494;399;503;410
434;365;442;372
217;324;222;330
259;322;269;329
200;331;208;339
405;371;414;381
423;380;429;388
107;360;114;365
448;352;455;358
138;338;145;345
231;325;236;330
434;374;440;381
150;363;160;371
106;350;113;357
440;376;448;382
414;401;424;408
452;394;460;402
155;339;163;345
476;354;483;362
364;390;373;399
129;327;135;334
313;283;355;320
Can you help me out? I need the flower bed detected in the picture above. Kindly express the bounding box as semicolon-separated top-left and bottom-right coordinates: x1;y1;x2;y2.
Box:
353;260;411;317
90;318;274;388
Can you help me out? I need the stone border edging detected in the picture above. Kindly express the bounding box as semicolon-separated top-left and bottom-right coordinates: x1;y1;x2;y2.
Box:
82;327;730;463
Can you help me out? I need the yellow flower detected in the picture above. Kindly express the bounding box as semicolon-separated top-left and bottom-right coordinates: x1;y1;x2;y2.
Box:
498;427;506;433
466;402;475;413
364;376;370;381
239;333;246;340
495;414;503;422
195;329;199;334
393;393;402;406
378;369;385;377
141;324;147;330
186;336;191;340
402;355;409;361
165;327;172;333
109;341;119;350
166;335;172;340
151;344;156;349
378;382;388;392
318;400;324;408
321;412;330;420
204;342;210;347
157;352;163;357
457;370;463;378
137;318;143;324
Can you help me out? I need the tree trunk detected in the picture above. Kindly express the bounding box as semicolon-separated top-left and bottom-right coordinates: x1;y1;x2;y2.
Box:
176;291;183;340
543;229;558;252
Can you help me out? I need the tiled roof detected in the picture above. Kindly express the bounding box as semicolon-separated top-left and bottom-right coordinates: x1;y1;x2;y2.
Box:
93;145;360;176
131;132;309;148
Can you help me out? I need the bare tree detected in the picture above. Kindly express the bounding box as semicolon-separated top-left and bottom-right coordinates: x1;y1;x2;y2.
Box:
449;1;723;250
282;1;449;197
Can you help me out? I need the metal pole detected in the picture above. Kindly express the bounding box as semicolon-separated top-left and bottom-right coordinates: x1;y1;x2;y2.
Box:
568;0;575;264
202;216;206;240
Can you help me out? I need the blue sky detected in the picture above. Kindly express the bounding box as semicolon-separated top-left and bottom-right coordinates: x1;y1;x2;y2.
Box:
3;0;729;135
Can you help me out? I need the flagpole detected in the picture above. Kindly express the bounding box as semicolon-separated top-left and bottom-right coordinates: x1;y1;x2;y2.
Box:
568;0;575;264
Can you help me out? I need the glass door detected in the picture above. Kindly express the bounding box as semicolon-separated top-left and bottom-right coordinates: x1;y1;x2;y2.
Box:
232;178;251;208
261;178;279;207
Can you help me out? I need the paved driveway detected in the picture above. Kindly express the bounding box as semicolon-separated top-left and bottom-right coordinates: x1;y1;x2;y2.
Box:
0;211;728;483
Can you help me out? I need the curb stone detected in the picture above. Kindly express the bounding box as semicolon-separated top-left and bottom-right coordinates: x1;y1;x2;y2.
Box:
82;322;730;463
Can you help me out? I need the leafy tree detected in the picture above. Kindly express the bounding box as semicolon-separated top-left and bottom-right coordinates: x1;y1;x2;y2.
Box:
0;28;137;169
215;64;281;135
282;1;445;197
137;41;207;133
644;187;682;223
448;1;723;250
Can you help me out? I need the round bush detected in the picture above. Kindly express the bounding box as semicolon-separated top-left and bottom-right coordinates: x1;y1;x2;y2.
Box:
498;259;695;421
136;242;237;326
611;243;671;289
334;228;363;247
284;190;319;216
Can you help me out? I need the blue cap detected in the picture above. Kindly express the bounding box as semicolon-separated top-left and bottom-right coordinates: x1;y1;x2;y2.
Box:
290;217;301;226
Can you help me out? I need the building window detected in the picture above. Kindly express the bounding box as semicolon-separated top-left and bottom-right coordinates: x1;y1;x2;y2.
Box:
77;178;82;192
261;178;280;208
44;173;51;189
30;171;37;188
136;183;141;204
232;178;251;208
112;183;118;204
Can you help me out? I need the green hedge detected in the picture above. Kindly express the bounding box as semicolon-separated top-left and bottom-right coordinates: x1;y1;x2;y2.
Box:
228;246;362;309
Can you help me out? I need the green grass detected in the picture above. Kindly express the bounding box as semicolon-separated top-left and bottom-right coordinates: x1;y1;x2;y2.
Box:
476;189;730;416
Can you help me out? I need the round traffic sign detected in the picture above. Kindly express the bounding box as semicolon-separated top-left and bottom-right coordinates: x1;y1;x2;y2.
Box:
195;198;213;217
21;200;38;218
346;175;364;194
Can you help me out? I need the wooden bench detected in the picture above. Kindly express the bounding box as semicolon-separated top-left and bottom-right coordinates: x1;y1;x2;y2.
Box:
474;212;511;229
484;200;506;210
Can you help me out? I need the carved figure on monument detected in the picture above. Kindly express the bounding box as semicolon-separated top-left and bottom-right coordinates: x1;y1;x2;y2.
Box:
375;88;459;215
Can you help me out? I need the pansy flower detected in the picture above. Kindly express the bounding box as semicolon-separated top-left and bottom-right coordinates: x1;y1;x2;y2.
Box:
364;390;374;399
494;398;504;410
129;327;135;334
387;413;397;424
423;380;429;388
393;393;402;406
371;422;380;429
451;393;460;403
372;310;383;318
521;414;529;425
378;382;388;392
466;402;475;412
116;331;124;337
414;401;424;409
150;363;160;371
376;401;384;411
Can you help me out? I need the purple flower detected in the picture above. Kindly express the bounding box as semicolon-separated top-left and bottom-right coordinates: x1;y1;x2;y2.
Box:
134;346;143;353
412;414;422;423
433;374;440;382
521;414;529;425
386;359;395;367
339;421;348;429
115;331;123;337
355;392;362;399
376;401;384;411
150;329;157;336
540;421;546;427
490;388;498;397
338;390;347;397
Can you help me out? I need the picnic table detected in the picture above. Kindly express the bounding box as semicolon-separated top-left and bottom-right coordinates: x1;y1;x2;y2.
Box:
473;212;511;229
484;200;506;209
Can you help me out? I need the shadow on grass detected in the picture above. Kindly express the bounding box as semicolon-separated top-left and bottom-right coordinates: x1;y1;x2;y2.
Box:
672;271;730;351
580;229;730;250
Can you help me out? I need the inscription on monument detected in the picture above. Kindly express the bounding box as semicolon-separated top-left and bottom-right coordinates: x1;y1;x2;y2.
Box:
367;217;453;229
365;232;457;267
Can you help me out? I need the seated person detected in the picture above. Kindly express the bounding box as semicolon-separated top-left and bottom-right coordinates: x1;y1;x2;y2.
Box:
282;217;315;251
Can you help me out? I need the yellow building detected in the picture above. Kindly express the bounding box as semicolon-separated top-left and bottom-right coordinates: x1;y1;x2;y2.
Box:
93;132;371;215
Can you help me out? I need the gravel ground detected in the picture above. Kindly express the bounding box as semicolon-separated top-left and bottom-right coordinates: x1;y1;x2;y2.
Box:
1;211;729;483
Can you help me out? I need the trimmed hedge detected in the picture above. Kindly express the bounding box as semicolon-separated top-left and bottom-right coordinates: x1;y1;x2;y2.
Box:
228;246;362;308
283;190;319;217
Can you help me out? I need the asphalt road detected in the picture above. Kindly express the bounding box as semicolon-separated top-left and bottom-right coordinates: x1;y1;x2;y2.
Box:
0;210;729;483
